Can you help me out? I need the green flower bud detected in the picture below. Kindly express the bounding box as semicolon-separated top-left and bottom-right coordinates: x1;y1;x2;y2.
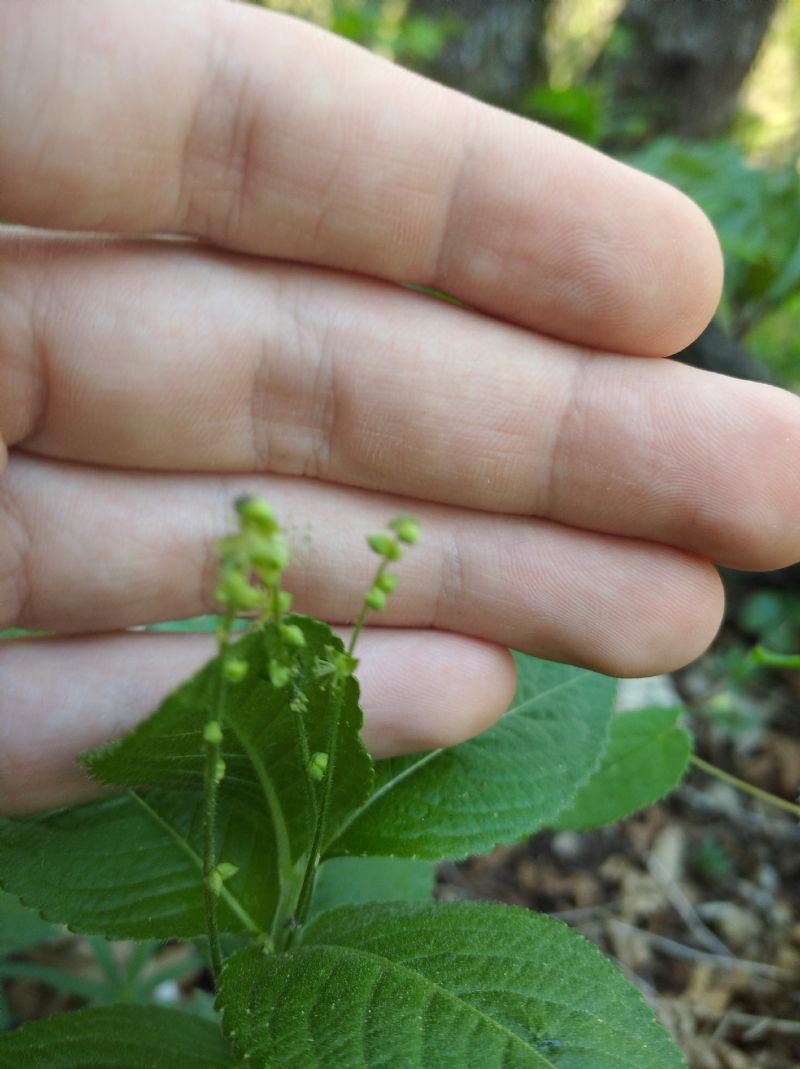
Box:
367;533;402;561
215;570;262;612
216;861;239;881
255;559;288;586
247;532;290;571
279;623;306;648
276;591;293;614
268;659;291;689
206;869;223;896
214;757;226;784
235;496;278;532
308;751;328;781
365;587;387;612
389;516;419;544
223;657;248;683
203;721;223;745
375;573;398;594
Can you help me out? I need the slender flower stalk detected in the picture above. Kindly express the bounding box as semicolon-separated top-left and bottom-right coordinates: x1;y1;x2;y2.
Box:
202;608;235;981
202;496;297;979
293;517;419;935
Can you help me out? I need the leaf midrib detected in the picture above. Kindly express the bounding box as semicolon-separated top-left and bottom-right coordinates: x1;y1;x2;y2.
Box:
324;674;588;853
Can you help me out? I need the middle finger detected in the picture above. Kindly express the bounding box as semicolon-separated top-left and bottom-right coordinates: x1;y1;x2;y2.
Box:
3;233;799;571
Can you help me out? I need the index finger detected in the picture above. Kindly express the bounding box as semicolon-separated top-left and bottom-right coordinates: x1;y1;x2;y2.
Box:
0;0;722;355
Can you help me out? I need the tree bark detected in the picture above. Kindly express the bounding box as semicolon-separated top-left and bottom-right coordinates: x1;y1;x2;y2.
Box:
598;0;779;141
404;0;552;109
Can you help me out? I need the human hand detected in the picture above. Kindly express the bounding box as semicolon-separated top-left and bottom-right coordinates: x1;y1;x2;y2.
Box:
1;0;798;815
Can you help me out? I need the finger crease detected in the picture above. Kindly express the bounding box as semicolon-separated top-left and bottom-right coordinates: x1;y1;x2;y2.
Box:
429;98;475;287
432;529;465;629
0;483;34;630
541;358;585;519
305;330;336;479
250;335;272;472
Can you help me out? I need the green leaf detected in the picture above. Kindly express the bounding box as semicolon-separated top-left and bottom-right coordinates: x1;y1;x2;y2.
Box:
0;789;270;939
0;617;374;938
551;707;692;830
0;1005;237;1067
219;901;685;1068
328;654;615;860
0;889;60;955
86;618;373;869
309;857;435;919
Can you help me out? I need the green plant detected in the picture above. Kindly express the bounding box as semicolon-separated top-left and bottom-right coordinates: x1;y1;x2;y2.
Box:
0;500;719;1066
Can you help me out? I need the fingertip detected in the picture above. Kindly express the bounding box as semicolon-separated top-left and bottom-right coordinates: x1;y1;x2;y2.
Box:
355;630;516;757
597;553;725;679
648;178;724;357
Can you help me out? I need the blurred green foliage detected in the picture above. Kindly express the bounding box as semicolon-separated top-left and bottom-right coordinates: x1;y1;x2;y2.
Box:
331;3;459;64
626;138;800;387
688;836;734;884
736;589;800;653
522;85;604;144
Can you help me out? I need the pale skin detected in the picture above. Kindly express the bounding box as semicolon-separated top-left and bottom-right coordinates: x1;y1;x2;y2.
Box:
1;0;799;816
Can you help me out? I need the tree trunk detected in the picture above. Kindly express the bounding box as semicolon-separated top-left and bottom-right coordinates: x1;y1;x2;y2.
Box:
404;0;552;109
598;0;779;142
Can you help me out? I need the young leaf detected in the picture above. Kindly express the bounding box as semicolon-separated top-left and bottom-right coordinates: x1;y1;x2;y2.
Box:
219;901;686;1068
327;654;615;860
0;1004;237;1067
0;616;375;938
551;706;691;830
309;857;435;920
85;618;373;868
0;789;271;939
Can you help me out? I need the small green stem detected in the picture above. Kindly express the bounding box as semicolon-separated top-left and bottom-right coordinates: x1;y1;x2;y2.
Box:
202;611;235;982
292;679;346;935
690;754;800;819
749;645;800;670
348;560;388;657
128;790;262;937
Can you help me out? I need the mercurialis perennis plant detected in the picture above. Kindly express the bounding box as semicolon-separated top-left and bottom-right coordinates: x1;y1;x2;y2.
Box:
0;500;696;1068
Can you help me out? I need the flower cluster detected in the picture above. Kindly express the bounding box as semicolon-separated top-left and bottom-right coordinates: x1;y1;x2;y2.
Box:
215;497;291;618
214;496;306;688
362;515;419;615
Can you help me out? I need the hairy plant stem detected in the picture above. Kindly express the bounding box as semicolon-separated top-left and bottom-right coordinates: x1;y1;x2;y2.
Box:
690;754;800;819
285;555;394;940
291;678;346;939
129;790;262;936
202;610;235;982
274;585;316;822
